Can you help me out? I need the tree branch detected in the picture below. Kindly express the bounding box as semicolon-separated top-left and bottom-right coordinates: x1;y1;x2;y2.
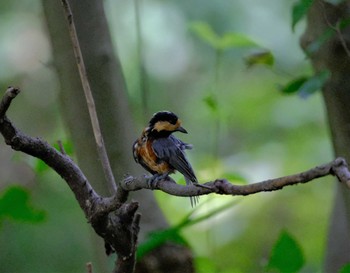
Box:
1;87;350;273
0;87;139;273
122;157;350;196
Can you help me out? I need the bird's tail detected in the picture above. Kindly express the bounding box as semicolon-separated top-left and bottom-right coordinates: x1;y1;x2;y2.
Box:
185;177;199;207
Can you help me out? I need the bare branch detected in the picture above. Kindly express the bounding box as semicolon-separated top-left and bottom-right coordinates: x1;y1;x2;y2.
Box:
0;87;20;120
0;88;139;272
60;0;117;195
122;157;350;196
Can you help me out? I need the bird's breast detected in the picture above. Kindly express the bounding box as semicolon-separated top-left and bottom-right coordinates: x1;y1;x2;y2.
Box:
135;137;173;174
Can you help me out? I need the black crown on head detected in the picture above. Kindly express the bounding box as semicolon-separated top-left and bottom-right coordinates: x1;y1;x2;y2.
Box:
149;111;178;127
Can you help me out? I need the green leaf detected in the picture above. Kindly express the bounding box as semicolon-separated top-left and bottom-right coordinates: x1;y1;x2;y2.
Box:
298;70;330;98
218;33;257;50
305;18;350;55
137;199;241;259
0;186;46;223
190;21;256;50
136;227;188;260
279;71;330;98
339;263;350;273
305;28;334;55
203;94;218;113
195;257;217;273
292;0;314;31
279;77;309;95
189;21;220;49
245;50;275;68
266;230;305;273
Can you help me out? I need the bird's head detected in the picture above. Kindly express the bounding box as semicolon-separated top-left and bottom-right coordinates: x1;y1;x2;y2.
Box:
147;111;187;137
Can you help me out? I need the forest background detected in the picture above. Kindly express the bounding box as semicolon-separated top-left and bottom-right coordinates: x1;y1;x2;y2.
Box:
0;0;345;272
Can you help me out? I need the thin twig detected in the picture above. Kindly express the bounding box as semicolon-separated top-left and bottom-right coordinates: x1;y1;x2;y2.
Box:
60;0;117;194
57;140;66;155
319;1;350;59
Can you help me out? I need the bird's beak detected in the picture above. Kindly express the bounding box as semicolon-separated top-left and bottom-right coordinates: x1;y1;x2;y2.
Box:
176;126;188;134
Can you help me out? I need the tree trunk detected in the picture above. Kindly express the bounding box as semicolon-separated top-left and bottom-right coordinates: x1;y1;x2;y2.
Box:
301;1;350;271
42;1;194;272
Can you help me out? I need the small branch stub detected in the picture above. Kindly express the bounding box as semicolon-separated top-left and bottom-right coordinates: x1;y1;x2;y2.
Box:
0;87;20;120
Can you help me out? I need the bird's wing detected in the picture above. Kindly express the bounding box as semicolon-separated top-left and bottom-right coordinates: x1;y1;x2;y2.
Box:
152;137;197;183
169;135;193;151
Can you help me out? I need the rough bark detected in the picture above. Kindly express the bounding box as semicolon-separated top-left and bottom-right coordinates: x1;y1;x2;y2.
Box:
300;1;350;271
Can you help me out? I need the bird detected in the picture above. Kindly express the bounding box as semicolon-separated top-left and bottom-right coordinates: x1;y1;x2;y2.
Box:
133;111;199;206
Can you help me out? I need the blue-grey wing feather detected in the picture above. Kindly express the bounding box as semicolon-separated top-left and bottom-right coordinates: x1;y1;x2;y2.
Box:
152;136;197;183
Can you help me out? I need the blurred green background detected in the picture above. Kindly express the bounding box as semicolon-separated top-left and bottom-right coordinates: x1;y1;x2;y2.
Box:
0;0;333;272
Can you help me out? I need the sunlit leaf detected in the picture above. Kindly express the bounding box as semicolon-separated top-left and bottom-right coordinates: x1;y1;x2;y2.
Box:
266;230;305;273
339;263;350;273
298;70;330;98
0;186;46;223
245;50;274;68
190;21;256;50
292;0;314;31
279;76;309;94
190;21;220;49
195;257;217;273
218;33;257;50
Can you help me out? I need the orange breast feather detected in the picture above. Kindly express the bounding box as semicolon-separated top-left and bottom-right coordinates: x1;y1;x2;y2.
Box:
139;139;172;174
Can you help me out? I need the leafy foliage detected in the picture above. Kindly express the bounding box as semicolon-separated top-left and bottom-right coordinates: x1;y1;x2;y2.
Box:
279;70;330;98
245;50;275;68
137;199;240;259
304;28;334;55
339;263;350;273
0;186;46;224
279;76;309;95
190;21;257;51
266;230;305;273
292;0;314;31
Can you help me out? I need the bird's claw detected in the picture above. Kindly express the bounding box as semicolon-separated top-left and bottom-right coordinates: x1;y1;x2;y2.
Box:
147;173;169;189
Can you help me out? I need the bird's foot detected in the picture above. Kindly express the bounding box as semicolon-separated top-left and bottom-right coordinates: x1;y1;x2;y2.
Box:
147;173;170;189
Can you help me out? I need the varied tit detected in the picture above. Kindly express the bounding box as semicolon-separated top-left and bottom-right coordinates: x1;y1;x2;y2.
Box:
133;111;199;206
